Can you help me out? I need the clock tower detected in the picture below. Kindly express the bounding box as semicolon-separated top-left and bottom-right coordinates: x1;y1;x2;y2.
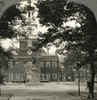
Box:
19;7;38;56
18;2;41;84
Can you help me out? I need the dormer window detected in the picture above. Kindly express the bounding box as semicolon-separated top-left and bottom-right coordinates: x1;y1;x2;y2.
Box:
28;11;31;18
27;11;33;19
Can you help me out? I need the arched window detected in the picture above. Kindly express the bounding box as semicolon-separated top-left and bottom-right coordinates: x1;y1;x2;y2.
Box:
41;62;44;68
28;11;30;18
46;73;50;79
52;73;57;79
9;73;13;79
15;62;19;67
52;61;57;68
40;74;44;80
8;61;13;68
46;62;50;68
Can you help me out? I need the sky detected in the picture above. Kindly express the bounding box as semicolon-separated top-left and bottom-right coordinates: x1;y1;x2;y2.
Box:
1;38;57;54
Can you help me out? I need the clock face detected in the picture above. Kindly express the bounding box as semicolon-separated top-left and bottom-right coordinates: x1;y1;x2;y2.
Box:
27;27;34;34
27;50;33;55
26;26;37;35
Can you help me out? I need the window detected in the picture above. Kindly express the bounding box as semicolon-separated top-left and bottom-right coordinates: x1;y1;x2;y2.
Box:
52;61;57;68
20;74;23;80
41;62;44;68
15;74;20;79
0;0;4;6
10;62;13;68
46;73;50;79
20;41;27;49
28;40;32;47
15;62;19;67
46;62;50;68
9;73;13;79
52;73;57;79
28;11;30;18
17;74;20;79
9;74;10;79
27;11;33;18
40;74;44;80
40;73;50;80
14;74;16;79
8;61;13;68
32;41;38;46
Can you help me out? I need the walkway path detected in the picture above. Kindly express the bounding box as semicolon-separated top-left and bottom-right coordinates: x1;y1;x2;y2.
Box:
0;82;97;100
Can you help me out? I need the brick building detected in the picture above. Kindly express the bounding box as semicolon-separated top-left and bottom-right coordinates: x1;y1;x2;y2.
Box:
40;55;59;82
6;5;59;83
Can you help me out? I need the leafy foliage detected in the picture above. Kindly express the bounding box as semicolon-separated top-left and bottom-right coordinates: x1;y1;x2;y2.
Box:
0;46;13;70
36;0;97;65
36;0;97;50
36;0;97;97
37;0;67;27
0;2;36;39
0;4;23;38
0;4;24;71
63;48;90;69
0;73;4;84
0;1;36;71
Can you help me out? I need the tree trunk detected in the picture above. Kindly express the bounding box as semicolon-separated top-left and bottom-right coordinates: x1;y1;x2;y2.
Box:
90;61;95;98
89;53;95;98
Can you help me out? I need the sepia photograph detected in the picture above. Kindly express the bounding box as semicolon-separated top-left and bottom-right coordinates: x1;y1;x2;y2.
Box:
0;0;97;100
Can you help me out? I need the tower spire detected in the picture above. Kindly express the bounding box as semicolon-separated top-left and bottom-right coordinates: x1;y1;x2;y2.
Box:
27;0;31;6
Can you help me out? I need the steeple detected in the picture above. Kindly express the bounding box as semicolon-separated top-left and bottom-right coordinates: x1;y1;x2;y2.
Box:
18;1;38;56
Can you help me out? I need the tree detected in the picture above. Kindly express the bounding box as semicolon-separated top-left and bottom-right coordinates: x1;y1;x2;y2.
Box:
0;4;19;95
0;0;37;70
0;1;36;39
36;0;97;98
0;4;23;38
0;1;37;96
0;45;13;95
0;4;24;75
0;1;29;95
